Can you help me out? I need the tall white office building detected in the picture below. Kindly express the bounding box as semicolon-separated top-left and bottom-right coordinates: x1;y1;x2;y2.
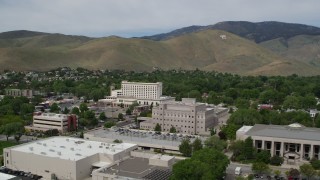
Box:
120;81;162;99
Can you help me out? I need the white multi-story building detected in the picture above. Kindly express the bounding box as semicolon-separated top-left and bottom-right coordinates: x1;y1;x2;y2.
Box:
103;81;174;107
140;98;221;135
120;81;162;100
25;113;77;133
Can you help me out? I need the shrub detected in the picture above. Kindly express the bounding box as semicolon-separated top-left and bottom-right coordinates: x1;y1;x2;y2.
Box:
270;156;284;166
310;158;320;170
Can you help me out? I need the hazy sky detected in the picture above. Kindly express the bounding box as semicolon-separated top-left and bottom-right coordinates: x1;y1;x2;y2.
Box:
0;0;319;37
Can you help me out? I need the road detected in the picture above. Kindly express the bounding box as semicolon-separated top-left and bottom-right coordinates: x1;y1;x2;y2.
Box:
226;162;292;180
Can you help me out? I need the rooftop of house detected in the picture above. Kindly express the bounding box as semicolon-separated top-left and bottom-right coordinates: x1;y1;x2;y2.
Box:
9;137;137;161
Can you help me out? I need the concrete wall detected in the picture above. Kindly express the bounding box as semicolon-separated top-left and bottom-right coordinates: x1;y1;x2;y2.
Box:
4;149;76;180
75;154;100;180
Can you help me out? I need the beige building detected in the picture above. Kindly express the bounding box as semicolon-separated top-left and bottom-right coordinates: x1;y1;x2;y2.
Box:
4;137;138;180
5;89;34;98
4;137;175;180
25;113;77;133
237;123;320;163
140;98;219;135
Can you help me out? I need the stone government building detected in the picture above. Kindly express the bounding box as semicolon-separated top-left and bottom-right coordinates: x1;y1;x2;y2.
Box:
237;123;320;164
140;98;228;135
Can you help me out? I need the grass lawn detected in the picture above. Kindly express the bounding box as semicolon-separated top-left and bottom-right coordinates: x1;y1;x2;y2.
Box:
0;141;18;155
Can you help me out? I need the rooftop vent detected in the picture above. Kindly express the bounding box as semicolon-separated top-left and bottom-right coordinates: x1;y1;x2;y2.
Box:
36;142;42;145
70;147;74;151
99;146;103;148
29;147;33;151
66;138;69;141
75;153;81;156
60;146;65;148
88;145;92;148
40;152;46;155
49;149;55;152
57;152;61;156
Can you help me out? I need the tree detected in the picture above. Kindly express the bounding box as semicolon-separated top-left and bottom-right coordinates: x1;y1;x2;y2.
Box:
104;121;116;128
84;110;97;126
171;159;212;180
243;137;255;160
270;156;284;166
71;107;80;116
192;138;203;152
171;148;229;180
0;122;24;141
179;138;192;157
252;162;270;174
274;170;281;177
118;113;124;121
79;103;88;113
154;123;161;132
99;112;106;121
204;136;227;151
256;150;271;164
210;128;216;136
79;131;84;138
62;107;69;114
169;126;176;133
310;158;320;170
50;103;60;113
125;108;132;115
300;164;316;180
220;124;239;140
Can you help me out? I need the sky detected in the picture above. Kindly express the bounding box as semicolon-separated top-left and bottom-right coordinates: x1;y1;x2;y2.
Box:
0;0;319;37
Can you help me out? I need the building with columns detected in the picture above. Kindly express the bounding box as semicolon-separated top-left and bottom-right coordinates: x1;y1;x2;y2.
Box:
237;123;320;163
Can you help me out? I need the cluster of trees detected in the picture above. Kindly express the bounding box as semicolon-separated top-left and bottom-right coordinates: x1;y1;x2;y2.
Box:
230;137;284;166
3;69;320;108
71;103;98;128
173;136;229;179
0;96;35;141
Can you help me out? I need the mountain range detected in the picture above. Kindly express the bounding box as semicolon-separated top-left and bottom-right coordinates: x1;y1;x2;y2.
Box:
1;21;320;76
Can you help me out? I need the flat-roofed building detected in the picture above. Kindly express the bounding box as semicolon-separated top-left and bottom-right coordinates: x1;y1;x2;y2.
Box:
237;123;320;164
140;98;218;135
104;81;175;107
3;137;138;180
26;113;77;133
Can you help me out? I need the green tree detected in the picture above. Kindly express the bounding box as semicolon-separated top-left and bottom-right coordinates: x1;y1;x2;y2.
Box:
171;159;212;180
204;136;227;151
192;138;203;152
179;138;192;157
169;126;176;133
126;108;132;115
62;107;69;114
104;121;116;128
270;156;284;166
0;122;24;141
71;107;80;116
256;150;271;164
252;162;270;174
243;137;255;160
310;158;320;170
274;170;281;177
50;103;60;113
220;124;240;140
118;113;124;121
228;109;262;126
300;164;316;180
84;110;97;126
154;123;161;132
99;112;106;120
79;103;88;113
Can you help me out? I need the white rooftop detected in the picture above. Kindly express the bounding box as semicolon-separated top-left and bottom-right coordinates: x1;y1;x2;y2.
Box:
11;137;137;161
0;172;17;179
237;126;253;133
